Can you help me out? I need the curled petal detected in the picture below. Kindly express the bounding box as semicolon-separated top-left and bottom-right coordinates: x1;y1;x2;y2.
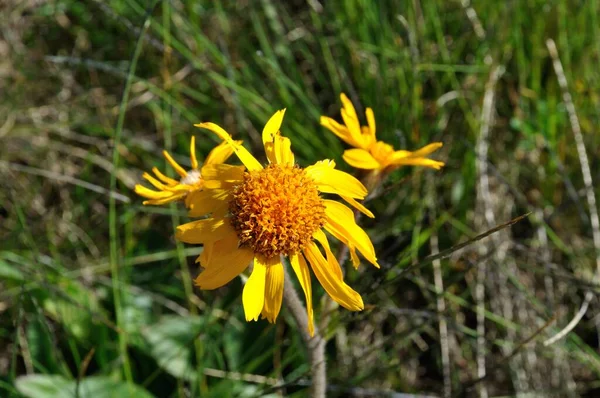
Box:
303;242;364;311
323;200;379;268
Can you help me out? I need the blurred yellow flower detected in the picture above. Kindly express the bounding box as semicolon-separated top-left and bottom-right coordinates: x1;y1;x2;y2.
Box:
177;110;379;336
321;93;445;171
134;136;237;208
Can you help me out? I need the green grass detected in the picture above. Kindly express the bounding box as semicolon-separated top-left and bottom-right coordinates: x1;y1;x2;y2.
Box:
2;0;600;396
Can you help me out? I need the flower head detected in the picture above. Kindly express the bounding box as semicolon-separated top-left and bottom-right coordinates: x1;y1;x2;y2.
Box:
177;110;379;336
134;136;237;208
321;93;445;172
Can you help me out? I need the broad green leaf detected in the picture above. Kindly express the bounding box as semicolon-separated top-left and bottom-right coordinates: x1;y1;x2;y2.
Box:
0;259;25;282
142;315;205;381
16;375;154;398
42;278;102;341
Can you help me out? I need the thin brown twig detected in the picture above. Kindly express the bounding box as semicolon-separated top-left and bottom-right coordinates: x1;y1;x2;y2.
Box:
391;212;531;281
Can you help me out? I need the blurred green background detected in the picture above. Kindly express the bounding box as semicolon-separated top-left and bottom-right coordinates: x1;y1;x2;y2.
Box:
2;0;600;396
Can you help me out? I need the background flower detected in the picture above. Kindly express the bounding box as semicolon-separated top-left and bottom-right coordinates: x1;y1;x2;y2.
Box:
321;93;445;172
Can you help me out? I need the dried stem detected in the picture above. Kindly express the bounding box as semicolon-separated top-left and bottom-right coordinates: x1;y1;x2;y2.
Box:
427;174;452;398
283;266;326;398
543;39;600;346
474;64;504;398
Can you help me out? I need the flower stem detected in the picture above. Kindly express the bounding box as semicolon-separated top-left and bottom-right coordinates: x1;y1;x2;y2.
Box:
283;267;326;398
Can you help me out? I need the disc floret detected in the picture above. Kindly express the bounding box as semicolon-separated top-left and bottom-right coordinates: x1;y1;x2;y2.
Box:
229;164;326;258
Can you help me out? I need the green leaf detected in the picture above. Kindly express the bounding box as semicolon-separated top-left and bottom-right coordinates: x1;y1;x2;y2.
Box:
42;278;102;341
142;315;205;381
15;375;154;398
0;259;25;282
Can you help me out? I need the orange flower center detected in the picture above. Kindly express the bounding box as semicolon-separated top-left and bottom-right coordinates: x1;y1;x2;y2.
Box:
229;164;326;258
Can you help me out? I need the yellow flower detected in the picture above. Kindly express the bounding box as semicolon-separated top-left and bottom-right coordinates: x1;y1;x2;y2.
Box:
320;93;445;171
134;136;237;208
177;110;379;336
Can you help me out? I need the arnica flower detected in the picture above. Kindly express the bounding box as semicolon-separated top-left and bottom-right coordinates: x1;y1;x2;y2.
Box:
176;110;379;336
320;93;445;172
134;136;237;208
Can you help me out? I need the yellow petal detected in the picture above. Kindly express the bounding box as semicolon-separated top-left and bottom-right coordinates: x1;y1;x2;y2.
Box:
343;148;381;170
273;135;295;166
323;200;379;268
290;252;314;337
303;242;364;311
261;258;284;323
190;136;199;169
312;229;342;278
204;140;240;165
151;167;178;186
389;143;444;170
320;116;362;148
162;150;188;177
200;163;244;190
365;107;376;141
341;195;374;218
142;172;169;190
341;108;365;148
195;234;253;290
186;189;231;217
261;110;294;166
198;241;214;267
262;109;286;147
390;157;445;170
340;93;359;125
176;217;235;244
201;164;245;182
195;122;263;171
141;194;185;206
134;184;172;200
349;247;361;269
305;161;368;199
243;256;270;321
408;142;444;158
